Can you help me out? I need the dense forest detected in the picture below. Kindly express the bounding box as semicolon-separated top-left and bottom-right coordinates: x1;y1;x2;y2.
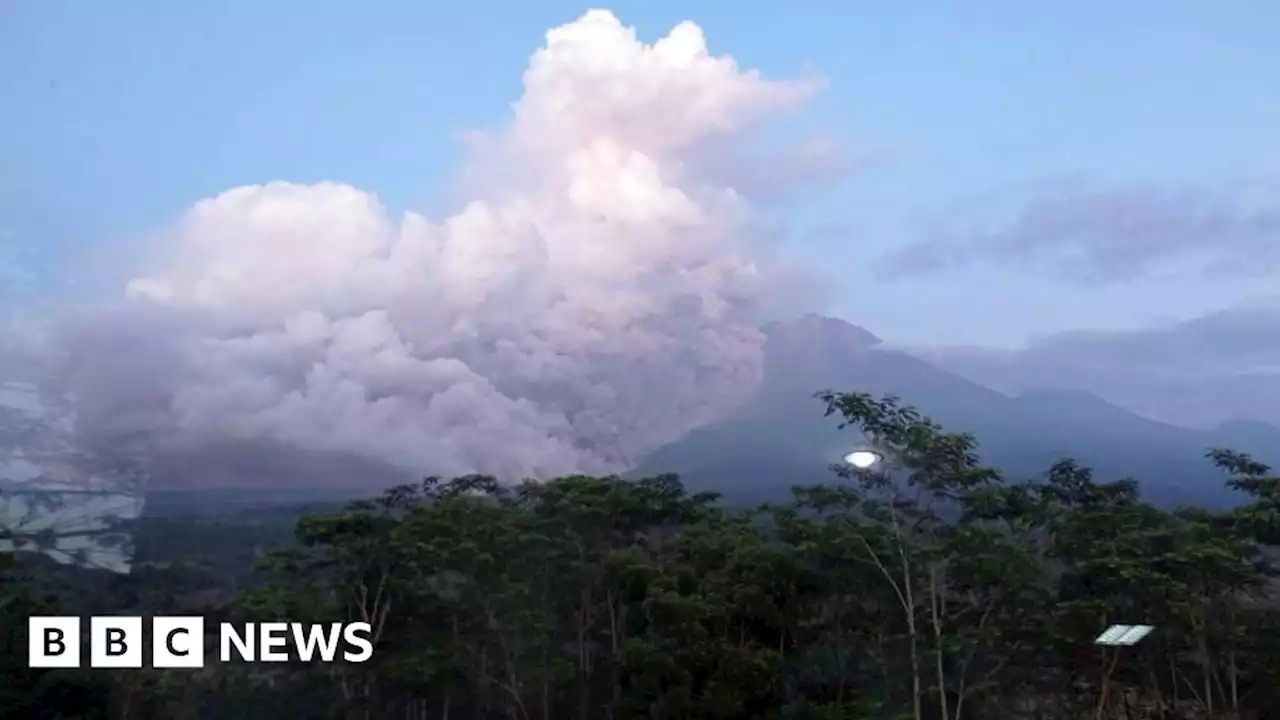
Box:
6;390;1280;719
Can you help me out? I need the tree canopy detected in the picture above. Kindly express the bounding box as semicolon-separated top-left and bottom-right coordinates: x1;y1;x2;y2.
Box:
6;390;1280;719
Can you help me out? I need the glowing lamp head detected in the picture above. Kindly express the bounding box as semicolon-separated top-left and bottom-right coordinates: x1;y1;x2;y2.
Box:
843;449;882;469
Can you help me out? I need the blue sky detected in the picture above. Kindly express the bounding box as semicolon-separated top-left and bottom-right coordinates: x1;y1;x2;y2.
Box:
3;0;1278;346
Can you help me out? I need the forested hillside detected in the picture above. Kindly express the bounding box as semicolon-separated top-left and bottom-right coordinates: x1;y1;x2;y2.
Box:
6;390;1280;719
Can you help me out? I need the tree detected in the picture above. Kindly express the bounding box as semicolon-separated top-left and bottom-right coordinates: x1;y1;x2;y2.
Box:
10;389;1280;718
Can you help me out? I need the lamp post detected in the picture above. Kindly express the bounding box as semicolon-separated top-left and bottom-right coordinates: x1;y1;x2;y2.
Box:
1094;624;1155;647
842;448;883;470
1092;624;1154;715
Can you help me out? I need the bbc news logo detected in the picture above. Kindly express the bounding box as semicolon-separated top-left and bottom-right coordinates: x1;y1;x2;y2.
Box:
28;616;374;668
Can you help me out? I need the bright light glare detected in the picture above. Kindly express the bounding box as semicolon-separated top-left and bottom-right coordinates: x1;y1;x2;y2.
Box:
843;450;881;469
1094;624;1155;646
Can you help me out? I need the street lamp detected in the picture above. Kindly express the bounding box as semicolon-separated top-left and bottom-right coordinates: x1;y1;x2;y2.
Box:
1094;624;1155;647
842;447;883;470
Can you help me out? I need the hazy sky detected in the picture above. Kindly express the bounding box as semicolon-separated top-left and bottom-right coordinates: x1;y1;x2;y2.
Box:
3;0;1278;347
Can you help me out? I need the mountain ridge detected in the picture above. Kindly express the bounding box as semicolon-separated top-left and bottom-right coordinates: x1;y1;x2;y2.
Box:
635;315;1280;508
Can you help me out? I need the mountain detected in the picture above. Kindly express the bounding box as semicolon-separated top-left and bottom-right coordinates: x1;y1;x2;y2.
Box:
633;315;1280;508
12;315;1277;516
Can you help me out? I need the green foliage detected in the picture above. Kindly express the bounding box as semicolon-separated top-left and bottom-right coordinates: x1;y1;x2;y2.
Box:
8;391;1280;718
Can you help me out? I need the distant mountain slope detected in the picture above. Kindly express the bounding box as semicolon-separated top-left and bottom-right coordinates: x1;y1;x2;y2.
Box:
635;315;1280;507
33;314;1278;516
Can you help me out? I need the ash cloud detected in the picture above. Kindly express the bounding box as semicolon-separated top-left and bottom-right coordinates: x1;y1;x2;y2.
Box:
8;10;828;489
